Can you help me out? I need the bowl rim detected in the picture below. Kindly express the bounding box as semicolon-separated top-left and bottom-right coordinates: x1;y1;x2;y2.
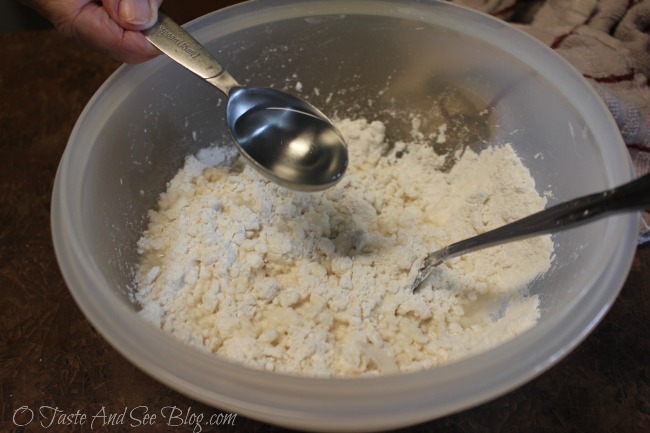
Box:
52;0;638;431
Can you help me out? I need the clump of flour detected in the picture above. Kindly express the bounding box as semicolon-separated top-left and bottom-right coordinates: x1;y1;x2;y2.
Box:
134;118;554;377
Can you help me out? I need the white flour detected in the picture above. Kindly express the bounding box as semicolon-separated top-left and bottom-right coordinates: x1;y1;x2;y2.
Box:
134;118;554;377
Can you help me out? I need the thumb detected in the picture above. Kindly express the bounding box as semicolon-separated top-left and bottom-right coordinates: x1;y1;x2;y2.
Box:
115;0;163;30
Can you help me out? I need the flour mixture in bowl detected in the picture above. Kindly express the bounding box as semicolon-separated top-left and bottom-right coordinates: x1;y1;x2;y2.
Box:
134;118;554;377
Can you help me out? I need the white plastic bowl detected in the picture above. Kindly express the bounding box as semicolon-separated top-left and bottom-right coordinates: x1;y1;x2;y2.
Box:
52;1;637;431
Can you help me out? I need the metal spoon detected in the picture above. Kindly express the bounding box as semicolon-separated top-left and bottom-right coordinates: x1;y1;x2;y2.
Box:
411;172;650;291
143;12;348;191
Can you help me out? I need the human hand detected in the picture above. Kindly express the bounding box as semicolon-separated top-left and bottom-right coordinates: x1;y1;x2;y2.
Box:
20;0;164;63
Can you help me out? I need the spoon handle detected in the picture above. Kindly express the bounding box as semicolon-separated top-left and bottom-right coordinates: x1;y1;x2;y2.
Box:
412;172;650;290
143;11;239;95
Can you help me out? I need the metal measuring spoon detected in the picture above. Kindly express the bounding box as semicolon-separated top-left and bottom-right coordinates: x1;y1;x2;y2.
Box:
411;172;650;291
144;12;348;191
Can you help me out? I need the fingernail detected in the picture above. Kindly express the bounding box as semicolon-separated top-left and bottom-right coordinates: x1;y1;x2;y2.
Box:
119;0;153;26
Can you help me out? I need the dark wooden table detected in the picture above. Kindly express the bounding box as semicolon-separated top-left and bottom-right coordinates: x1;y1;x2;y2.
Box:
1;10;649;433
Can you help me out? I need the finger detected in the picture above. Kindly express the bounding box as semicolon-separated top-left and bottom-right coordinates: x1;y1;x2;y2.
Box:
65;3;160;63
103;0;163;31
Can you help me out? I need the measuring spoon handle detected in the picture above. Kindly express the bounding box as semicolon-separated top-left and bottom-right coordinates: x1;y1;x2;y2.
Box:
143;11;239;95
